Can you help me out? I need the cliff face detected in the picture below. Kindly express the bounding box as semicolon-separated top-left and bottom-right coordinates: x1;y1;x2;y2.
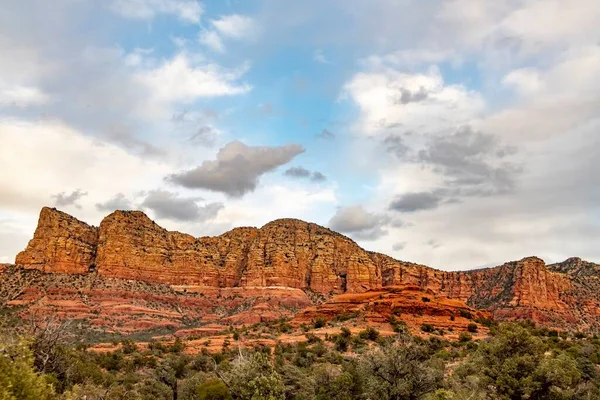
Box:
9;207;600;330
19;208;380;294
16;207;98;274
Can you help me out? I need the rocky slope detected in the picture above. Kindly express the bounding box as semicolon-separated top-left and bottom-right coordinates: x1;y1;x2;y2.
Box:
5;207;600;332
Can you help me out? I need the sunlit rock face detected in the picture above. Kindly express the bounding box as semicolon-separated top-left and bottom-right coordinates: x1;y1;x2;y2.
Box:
9;207;600;331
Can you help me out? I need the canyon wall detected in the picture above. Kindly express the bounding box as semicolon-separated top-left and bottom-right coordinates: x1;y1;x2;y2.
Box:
12;207;600;329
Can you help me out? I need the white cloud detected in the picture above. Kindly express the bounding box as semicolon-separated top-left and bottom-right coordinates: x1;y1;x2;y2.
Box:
0;83;50;107
484;45;600;141
343;66;484;135
502;68;544;96
0;118;170;214
211;14;258;40
109;0;203;23
362;49;457;68
199;30;225;53
313;49;330;64
0;117;175;260
137;53;252;103
215;184;337;229
497;0;600;55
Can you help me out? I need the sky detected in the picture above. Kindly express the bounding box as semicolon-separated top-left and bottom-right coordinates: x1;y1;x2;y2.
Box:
1;0;599;270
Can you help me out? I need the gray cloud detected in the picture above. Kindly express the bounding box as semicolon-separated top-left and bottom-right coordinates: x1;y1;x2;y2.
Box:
53;189;87;209
167;140;305;197
427;240;442;249
317;129;335;140
140;190;223;222
95;193;133;212
383;135;409;158
311;171;327;182
105;126;165;157
418;126;520;196
394;86;429;104
285;166;327;182
329;205;389;241
188;125;217;147
392;242;406;251
284;166;311;178
390;191;443;213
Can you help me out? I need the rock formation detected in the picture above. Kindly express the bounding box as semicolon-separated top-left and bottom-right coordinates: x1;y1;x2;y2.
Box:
15;207;98;274
6;207;600;331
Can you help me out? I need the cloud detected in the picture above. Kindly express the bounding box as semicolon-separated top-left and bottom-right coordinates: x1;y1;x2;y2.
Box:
141;189;223;221
53;189;88;209
502;68;544;96
0;219;32;264
108;0;203;23
311;171;327;182
284;166;311;178
383;135;408;158
0;83;50;107
198;14;257;53
138;53;252;103
0;117;170;220
328;205;388;241
395;86;429;104
389;191;442;213
317;129;335;140
167;140;305;197
426;240;442;249
95;193;134;212
418;126;519;196
314;49;330;64
343;66;484;136
105;126;166;157
284;167;327;182
199;30;225;53
392;242;406;251
211;14;258;40
188;125;218;147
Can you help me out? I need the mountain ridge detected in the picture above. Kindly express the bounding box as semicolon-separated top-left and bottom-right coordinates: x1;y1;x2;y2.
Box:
6;206;600;332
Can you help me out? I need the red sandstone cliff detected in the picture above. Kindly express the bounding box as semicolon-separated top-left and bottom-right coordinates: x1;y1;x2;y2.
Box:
9;207;600;331
15;207;98;274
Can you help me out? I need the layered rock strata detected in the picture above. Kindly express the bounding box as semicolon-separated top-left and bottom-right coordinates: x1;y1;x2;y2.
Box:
10;207;600;330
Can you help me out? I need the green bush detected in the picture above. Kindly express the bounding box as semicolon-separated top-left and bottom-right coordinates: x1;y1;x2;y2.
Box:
196;378;232;400
313;318;327;329
458;332;472;343
0;336;55;400
358;326;380;341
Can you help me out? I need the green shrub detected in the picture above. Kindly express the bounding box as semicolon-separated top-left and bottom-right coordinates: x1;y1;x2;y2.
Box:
196;378;232;400
459;310;473;320
313;318;327;329
458;332;472;343
358;327;380;341
0;336;55;400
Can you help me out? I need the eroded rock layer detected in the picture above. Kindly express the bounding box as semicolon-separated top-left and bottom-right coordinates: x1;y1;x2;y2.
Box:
9;207;600;331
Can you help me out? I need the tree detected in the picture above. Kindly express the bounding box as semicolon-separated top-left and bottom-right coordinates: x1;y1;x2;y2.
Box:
223;352;285;400
454;323;546;399
0;335;54;400
312;363;357;400
156;355;190;400
196;378;233;400
358;336;443;400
